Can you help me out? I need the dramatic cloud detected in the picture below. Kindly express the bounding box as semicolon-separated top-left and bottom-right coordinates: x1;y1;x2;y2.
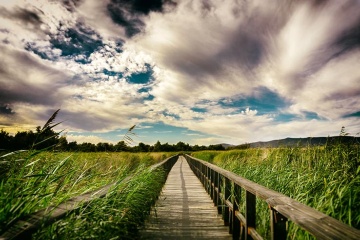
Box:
1;0;359;144
0;45;70;105
107;0;176;37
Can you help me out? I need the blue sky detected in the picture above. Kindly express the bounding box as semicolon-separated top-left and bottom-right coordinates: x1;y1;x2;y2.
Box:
0;0;360;146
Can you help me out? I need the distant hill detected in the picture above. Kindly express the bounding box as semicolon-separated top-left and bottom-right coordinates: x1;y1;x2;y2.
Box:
219;143;235;149
228;136;360;149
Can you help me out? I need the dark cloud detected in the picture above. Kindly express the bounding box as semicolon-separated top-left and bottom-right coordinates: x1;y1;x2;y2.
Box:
59;108;140;131
216;1;297;72
0;105;15;115
25;42;54;60
59;0;84;12
107;5;144;37
158;2;274;82
13;8;43;26
50;22;103;60
0;46;69;106
334;23;360;56
218;28;264;71
0;82;57;106
200;0;213;12
107;0;177;37
0;6;43;31
165;47;222;80
0;6;43;27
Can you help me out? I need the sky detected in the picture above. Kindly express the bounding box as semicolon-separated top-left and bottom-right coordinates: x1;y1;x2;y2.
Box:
0;0;360;146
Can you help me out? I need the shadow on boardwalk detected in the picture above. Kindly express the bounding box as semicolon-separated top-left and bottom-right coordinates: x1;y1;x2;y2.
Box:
140;156;231;239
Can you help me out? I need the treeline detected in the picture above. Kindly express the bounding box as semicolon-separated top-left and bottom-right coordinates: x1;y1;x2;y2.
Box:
0;128;225;152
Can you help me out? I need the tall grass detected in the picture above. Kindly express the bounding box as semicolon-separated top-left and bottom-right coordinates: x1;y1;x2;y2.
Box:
0;151;173;235
192;143;360;239
32;164;167;239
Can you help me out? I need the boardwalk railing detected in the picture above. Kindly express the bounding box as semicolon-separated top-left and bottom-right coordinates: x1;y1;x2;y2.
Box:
0;155;179;240
184;154;360;240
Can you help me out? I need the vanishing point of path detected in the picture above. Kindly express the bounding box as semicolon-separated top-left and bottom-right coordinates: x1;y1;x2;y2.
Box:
140;156;231;239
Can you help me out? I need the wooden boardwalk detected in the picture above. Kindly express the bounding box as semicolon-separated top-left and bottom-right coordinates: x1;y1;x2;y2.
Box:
140;156;231;239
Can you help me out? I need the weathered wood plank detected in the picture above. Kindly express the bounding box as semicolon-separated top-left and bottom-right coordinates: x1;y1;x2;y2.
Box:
140;156;231;239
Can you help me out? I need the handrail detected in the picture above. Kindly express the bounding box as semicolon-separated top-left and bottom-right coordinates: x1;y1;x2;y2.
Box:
184;154;360;240
0;155;179;240
149;154;179;172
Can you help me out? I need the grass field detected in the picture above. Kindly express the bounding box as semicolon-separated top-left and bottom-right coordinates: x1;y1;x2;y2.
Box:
192;142;360;239
2;139;359;239
0;150;174;239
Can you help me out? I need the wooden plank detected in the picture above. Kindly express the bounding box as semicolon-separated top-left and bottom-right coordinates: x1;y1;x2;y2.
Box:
140;156;231;240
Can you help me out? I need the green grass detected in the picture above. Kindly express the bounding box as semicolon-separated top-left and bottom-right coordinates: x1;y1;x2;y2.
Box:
192;143;360;239
33;164;167;239
0;151;174;238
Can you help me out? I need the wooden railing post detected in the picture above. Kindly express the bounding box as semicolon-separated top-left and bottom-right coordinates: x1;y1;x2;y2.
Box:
270;207;287;240
206;166;211;194
232;184;241;240
245;191;256;240
223;178;230;226
210;169;214;201
214;171;220;208
198;162;202;181
202;164;206;186
217;174;222;214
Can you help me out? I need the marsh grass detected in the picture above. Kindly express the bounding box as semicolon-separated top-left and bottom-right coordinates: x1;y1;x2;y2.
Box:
192;143;360;239
0;151;171;235
32;164;167;240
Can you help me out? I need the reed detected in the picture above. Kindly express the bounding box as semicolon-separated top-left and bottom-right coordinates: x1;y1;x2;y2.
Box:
192;143;360;239
33;163;167;239
0;151;171;237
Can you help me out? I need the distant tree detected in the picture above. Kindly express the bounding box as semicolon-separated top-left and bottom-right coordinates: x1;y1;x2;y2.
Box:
192;144;207;151
115;141;129;151
162;142;175;152
96;142;114;152
13;130;36;150
153;141;162;152
57;136;68;151
77;142;96;152
207;144;225;150
0;130;12;150
175;141;191;151
136;142;150;152
67;141;78;151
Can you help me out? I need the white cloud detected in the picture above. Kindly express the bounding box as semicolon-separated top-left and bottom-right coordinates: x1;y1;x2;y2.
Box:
1;0;359;145
65;134;115;144
127;0;260;104
271;1;360;93
288;50;360;120
76;0;127;40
